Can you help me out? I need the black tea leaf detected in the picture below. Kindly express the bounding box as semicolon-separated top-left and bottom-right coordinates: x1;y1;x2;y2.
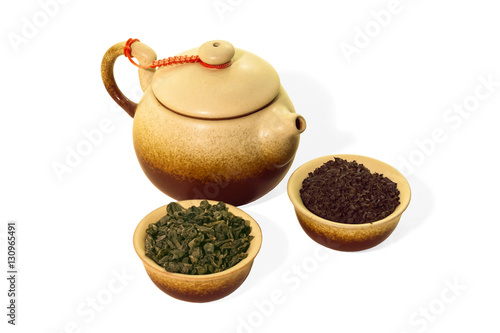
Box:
300;157;400;224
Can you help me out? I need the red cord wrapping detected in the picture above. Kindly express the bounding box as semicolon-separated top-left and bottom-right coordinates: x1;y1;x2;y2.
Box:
123;38;231;69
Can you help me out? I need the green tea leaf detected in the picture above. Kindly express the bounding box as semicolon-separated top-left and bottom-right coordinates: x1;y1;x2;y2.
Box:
166;202;184;216
145;201;253;275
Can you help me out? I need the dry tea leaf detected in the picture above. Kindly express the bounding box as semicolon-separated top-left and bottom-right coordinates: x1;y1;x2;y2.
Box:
300;157;400;224
145;201;253;275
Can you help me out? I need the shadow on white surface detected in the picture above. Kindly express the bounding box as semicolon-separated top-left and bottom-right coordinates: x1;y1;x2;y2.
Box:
222;210;289;301
371;175;433;251
246;70;356;207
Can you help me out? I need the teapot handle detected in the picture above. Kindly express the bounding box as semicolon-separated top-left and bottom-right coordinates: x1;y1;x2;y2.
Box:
101;41;157;118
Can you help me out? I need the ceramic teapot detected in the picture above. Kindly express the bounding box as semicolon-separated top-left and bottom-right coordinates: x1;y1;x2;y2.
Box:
101;39;306;205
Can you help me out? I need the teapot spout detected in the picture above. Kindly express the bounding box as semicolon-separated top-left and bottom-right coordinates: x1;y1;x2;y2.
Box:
259;97;306;168
294;114;307;134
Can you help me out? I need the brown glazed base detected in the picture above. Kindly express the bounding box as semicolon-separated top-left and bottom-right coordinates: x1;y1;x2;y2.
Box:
145;263;253;303
297;214;398;252
137;154;294;206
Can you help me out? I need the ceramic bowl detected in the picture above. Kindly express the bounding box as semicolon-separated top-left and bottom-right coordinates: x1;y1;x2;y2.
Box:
133;200;262;302
287;154;411;252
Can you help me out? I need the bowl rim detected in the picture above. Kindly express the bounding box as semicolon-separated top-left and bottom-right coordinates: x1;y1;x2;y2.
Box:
287;154;411;228
133;199;262;281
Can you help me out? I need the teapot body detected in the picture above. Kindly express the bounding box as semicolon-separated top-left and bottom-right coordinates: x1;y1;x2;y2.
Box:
133;85;303;206
101;39;306;205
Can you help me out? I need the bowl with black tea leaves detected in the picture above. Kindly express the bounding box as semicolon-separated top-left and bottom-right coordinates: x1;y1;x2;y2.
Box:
287;154;411;252
133;199;262;302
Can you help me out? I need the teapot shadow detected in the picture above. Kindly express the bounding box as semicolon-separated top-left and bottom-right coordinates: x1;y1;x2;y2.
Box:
247;71;356;206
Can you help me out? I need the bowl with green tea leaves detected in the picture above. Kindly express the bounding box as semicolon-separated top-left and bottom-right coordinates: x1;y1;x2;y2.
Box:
287;154;411;251
133;200;262;302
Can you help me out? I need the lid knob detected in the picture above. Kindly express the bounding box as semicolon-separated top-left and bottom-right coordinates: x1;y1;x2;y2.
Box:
198;40;235;66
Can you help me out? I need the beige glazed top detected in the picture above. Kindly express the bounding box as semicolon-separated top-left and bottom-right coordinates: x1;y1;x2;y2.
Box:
153;40;281;119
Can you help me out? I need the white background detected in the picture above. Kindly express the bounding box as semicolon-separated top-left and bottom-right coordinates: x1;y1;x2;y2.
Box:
1;0;499;332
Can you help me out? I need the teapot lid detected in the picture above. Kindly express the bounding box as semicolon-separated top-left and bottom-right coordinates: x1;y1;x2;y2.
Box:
151;40;281;119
